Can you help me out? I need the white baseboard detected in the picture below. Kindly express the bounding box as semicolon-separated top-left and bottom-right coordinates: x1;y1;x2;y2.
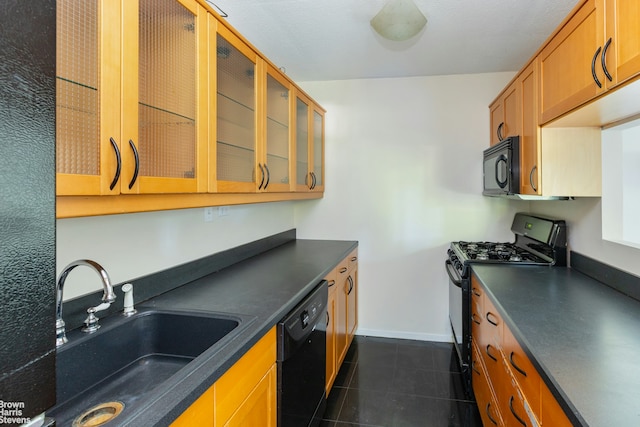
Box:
354;327;452;343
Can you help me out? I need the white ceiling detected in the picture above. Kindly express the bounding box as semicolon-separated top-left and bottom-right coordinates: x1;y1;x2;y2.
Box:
210;0;581;82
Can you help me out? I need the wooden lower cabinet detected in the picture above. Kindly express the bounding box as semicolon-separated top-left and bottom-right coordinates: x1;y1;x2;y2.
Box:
325;267;338;394
171;327;276;427
471;274;573;427
326;248;358;395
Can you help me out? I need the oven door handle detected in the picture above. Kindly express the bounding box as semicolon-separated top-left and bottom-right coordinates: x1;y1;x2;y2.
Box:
446;260;462;287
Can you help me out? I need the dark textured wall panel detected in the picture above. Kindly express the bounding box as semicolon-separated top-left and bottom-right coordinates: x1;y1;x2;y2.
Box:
0;0;56;417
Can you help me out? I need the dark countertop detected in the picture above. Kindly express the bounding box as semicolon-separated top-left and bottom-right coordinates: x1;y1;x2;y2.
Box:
472;264;640;427
121;238;357;426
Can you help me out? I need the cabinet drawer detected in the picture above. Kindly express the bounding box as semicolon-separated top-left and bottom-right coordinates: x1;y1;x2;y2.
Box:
502;325;541;417
214;327;276;425
472;343;504;426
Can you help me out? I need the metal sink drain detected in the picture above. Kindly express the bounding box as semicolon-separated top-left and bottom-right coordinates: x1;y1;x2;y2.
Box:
72;401;124;427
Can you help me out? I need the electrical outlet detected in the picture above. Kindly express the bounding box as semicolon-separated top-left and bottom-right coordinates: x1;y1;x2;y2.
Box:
218;206;229;216
204;207;214;222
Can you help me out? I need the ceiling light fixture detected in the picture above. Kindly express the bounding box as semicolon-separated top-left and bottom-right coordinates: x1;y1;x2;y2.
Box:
370;0;427;42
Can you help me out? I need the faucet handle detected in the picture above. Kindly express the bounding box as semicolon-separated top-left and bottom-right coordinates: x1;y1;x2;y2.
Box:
81;302;111;333
56;318;68;346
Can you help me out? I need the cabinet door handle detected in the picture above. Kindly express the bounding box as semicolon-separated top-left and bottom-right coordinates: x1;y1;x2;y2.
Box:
486;403;498;425
510;351;528;377
472;287;481;297
339;267;348;274
128;140;139;189
497;122;504;141
472;313;481;325
529;165;537;192
311;172;317;189
347;276;354;294
509;396;528;426
350;256;357;262
109;137;122;191
264;164;270;189
486;312;499;327
591;46;603;88
326;310;330;327
328;280;335;288
602;37;613;82
257;163;265;190
471;360;481;375
486;344;498;362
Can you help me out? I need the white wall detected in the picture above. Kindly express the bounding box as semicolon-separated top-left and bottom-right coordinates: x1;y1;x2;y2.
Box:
530;198;640;276
57;71;532;343
296;73;527;341
57;202;295;299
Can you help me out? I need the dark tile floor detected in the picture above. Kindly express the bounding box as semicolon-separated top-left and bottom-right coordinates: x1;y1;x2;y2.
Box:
320;336;483;427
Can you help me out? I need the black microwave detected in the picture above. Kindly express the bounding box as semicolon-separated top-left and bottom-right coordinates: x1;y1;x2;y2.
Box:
483;136;520;196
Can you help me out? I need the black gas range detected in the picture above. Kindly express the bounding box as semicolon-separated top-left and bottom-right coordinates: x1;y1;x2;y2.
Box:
446;213;567;391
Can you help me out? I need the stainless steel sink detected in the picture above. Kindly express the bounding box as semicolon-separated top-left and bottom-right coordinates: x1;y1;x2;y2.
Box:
47;309;251;426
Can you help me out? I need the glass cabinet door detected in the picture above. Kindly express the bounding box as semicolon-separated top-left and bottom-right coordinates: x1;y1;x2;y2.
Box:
295;96;310;190
123;0;204;193
311;108;325;191
56;0;120;195
214;26;258;192
263;68;291;192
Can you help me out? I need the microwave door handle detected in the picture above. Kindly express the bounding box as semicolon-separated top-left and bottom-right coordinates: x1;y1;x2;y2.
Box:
495;155;508;189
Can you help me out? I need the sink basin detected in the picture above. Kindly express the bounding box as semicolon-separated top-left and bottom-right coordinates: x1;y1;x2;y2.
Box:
47;309;250;426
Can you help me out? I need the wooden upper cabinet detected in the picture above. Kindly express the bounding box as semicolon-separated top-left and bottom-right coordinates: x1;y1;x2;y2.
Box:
56;0;207;196
518;62;540;195
127;0;208;194
294;91;325;192
261;65;293;192
56;0;119;195
212;23;259;193
539;0;605;124
605;0;640;86
489;83;519;145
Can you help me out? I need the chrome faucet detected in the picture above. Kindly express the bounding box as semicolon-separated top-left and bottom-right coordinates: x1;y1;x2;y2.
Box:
56;259;116;346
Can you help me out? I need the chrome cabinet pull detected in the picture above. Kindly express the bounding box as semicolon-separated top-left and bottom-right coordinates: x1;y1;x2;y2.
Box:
109;137;122;191
347;276;354;295
128;140;139;189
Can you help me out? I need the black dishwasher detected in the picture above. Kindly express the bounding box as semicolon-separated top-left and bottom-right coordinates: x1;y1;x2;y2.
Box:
277;280;328;427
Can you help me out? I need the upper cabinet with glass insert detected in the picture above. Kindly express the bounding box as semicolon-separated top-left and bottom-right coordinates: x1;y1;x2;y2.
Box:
212;26;295;194
212;24;258;193
56;0;325;217
56;0;208;195
295;91;325;192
